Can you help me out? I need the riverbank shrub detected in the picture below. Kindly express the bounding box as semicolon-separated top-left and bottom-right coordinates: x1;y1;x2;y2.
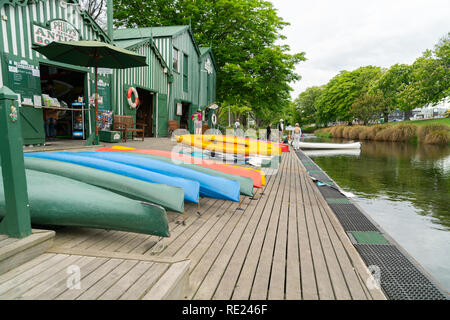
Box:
314;122;449;144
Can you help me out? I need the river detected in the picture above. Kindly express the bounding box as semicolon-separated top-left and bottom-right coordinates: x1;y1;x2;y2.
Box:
302;134;450;292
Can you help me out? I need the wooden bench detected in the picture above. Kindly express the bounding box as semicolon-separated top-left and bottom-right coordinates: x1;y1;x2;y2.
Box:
168;120;179;136
113;115;145;142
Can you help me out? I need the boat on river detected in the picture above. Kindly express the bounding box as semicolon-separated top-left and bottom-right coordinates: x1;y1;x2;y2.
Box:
298;141;361;149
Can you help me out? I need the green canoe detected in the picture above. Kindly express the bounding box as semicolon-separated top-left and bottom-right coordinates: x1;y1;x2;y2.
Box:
23;157;184;213
101;152;255;197
0;169;170;237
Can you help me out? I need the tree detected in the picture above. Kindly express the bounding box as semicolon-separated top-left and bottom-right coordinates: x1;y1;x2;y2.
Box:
371;64;413;122
293;86;324;125
350;92;385;125
399;33;450;109
316;66;382;125
114;0;305;124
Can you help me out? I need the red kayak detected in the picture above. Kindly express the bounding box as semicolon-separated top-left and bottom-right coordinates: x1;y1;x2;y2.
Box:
96;147;264;188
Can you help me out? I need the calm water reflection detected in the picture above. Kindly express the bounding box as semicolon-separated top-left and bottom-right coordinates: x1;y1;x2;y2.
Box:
304;135;450;291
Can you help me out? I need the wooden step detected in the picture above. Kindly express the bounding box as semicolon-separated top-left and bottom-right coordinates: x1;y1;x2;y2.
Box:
0;229;55;276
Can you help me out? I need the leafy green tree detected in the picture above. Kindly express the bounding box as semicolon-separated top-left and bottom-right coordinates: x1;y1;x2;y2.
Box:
371;64;413;122
399;33;450;109
114;0;305;123
350;92;385;125
316;66;382;125
293;86;324;125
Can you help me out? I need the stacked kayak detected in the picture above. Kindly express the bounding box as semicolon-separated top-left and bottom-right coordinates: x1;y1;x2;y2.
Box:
95;148;253;196
100;147;264;189
25;152;199;203
176;134;282;156
71;152;241;202
0;169;169;237
24;157;184;213
206;135;289;153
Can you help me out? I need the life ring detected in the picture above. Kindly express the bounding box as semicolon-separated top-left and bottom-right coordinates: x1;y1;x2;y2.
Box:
127;87;139;109
211;113;217;125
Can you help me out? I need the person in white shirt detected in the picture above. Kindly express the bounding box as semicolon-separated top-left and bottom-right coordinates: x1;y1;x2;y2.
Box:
234;120;240;136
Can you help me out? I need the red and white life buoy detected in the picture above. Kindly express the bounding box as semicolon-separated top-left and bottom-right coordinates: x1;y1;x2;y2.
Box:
127;87;139;109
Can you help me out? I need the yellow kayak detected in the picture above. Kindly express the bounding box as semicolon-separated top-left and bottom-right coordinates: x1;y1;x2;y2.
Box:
176;135;281;156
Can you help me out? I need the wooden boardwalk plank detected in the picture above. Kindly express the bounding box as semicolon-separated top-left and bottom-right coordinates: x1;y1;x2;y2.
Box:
187;196;253;299
268;153;292;300
225;155;287;300
35;257;108;300
98;261;154;300
77;259;139;300
20;255;96;299
119;263;170;300
192;174;277;300
302;171;351;300
249;154;289;300
296;158;319;300
285;154;302;300
56;258;123;300
1;255;84;299
0;254;68;296
211;164;282;300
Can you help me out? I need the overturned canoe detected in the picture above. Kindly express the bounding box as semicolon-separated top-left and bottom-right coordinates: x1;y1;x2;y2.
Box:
175;134;281;156
25;152;199;203
73;152;241;202
204;135;289;153
96;148;254;196
298;141;361;149
24;157;184;213
104;147;264;189
0;169;169;237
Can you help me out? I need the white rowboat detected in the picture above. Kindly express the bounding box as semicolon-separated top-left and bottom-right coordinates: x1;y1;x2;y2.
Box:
298;141;361;149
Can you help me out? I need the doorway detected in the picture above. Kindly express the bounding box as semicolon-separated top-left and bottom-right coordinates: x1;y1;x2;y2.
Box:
136;88;154;137
179;102;191;130
39;64;85;141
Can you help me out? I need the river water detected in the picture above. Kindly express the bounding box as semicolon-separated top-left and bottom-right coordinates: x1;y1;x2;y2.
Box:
302;135;450;292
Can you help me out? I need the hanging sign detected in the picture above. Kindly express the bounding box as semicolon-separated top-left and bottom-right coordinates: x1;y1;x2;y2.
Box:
33;20;80;46
176;103;183;116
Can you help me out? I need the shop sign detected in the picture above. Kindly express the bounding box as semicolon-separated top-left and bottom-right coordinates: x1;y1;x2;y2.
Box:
33;20;80;46
204;58;213;74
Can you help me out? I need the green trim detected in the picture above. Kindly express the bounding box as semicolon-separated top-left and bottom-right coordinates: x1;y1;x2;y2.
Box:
351;232;390;245
325;198;352;204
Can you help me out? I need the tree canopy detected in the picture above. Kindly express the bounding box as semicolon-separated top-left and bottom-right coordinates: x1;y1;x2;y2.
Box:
114;0;305;126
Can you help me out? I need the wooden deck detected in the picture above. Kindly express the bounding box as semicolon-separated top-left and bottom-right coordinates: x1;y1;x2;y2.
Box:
0;150;386;300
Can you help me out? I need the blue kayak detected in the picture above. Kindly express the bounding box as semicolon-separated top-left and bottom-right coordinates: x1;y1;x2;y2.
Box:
25;152;200;203
72;152;241;202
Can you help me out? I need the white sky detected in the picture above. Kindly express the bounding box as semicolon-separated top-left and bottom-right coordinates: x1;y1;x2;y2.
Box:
270;0;450;99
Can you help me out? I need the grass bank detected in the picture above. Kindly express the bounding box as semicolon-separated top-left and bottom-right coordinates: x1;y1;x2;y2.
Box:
314;119;450;145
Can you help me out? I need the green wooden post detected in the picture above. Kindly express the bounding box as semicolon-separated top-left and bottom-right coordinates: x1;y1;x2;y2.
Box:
0;86;32;238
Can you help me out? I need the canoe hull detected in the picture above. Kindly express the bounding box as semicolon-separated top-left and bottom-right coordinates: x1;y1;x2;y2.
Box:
73;152;241;202
103;147;265;189
96;148;254;196
0;169;170;237
298;142;361;149
25;152;199;203
23;157;184;213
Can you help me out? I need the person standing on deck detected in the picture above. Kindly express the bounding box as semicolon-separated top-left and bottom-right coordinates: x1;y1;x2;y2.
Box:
277;119;284;143
266;122;272;141
192;108;203;135
292;123;302;150
234;119;240;136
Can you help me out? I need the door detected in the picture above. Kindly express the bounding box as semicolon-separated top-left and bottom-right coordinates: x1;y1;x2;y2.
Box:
157;93;168;137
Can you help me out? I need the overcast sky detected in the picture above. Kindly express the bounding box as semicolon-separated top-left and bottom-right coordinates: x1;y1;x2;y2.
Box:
270;0;450;99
